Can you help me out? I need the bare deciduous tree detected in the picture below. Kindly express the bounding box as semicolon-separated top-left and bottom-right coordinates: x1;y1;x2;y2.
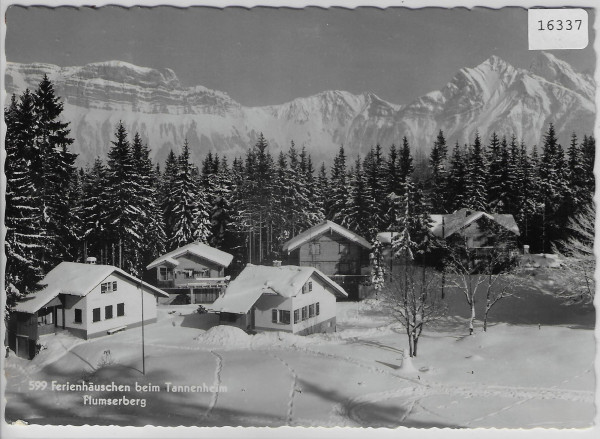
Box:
552;203;595;305
381;264;445;357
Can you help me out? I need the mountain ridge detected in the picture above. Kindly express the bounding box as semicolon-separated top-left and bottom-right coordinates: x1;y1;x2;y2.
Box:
5;52;594;166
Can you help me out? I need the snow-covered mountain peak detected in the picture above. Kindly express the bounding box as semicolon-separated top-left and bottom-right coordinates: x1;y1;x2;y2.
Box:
529;51;594;99
5;53;594;167
72;60;182;89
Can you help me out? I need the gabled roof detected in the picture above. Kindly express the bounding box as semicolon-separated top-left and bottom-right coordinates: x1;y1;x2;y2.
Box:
146;242;233;270
430;209;520;238
208;264;347;314
14;262;168;314
282;220;372;253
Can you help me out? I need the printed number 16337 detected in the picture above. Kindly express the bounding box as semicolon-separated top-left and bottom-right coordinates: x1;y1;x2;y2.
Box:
537;19;582;31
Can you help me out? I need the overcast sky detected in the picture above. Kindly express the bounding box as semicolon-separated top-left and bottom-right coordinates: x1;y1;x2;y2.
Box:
5;5;596;107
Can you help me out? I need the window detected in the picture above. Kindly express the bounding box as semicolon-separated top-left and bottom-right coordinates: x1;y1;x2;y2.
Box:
272;309;278;323
339;243;347;254
101;281;116;293
294;309;300;324
302;281;313;294
74;309;82;323
159;267;173;281
309;304;315;318
316;302;320;316
279;310;290;325
105;305;113;320
302;306;308;321
37;309;53;325
309;243;321;255
117;303;125;317
92;308;101;322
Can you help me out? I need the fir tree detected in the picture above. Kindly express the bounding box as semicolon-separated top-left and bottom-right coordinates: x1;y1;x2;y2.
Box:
464;132;488;211
4;94;45;312
32;74;77;267
160;150;179;249
131;133;166;267
445;142;469;212
328;145;350;224
104;122;145;274
80;158;109;261
170;140;208;249
343;156;373;238
428;130;448;212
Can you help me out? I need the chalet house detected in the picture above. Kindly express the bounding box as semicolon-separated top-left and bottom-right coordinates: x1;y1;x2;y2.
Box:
208;264;348;335
7;262;168;359
376;209;520;272
146;242;234;304
282;220;372;299
430;208;520;250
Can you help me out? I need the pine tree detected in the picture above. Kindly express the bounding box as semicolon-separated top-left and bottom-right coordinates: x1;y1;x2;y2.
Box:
486;132;503;211
390;177;433;262
160;150;179;249
343;156;373;238
445;142;469;212
328;145;350;223
32;74;77;267
4;94;45;312
581;135;595;195
464;132;488;211
210;156;234;250
170;140;208;249
566;132;588;211
539;123;570;251
80;158;109;261
428;130;448;212
131;133;166;267
363;144;387;230
398;137;415;185
104;122;145;274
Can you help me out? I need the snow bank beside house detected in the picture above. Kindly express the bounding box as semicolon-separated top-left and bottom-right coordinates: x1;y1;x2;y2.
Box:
521;253;563;268
195;325;250;347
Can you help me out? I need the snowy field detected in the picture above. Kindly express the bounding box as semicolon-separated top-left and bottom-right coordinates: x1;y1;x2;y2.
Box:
4;278;596;428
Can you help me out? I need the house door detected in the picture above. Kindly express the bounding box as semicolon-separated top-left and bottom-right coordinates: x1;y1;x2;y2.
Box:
250;307;256;330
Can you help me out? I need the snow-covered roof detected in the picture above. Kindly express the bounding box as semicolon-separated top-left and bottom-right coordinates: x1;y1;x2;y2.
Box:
14;262;168;314
376;232;399;245
430;209;520;238
146;242;234;270
208;264;347;314
282;221;372;253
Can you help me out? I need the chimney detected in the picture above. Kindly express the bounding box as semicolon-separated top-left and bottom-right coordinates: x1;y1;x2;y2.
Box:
273;260;282;267
86;256;97;265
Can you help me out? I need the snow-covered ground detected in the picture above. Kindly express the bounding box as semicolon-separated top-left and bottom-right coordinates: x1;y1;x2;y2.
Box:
4;285;596;429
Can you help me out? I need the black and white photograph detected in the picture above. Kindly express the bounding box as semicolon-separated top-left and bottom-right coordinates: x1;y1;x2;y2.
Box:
1;0;598;435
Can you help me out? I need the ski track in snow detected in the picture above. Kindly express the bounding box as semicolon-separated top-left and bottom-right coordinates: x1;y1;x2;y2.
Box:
12;327;593;428
338;379;595;427
268;352;298;425
203;350;223;419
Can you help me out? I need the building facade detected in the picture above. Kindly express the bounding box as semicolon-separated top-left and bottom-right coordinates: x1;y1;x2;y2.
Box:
146;242;234;304
208;264;346;335
7;262;168;359
282;221;372;300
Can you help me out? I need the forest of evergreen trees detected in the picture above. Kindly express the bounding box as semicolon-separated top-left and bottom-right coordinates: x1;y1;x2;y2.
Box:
4;76;595;310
